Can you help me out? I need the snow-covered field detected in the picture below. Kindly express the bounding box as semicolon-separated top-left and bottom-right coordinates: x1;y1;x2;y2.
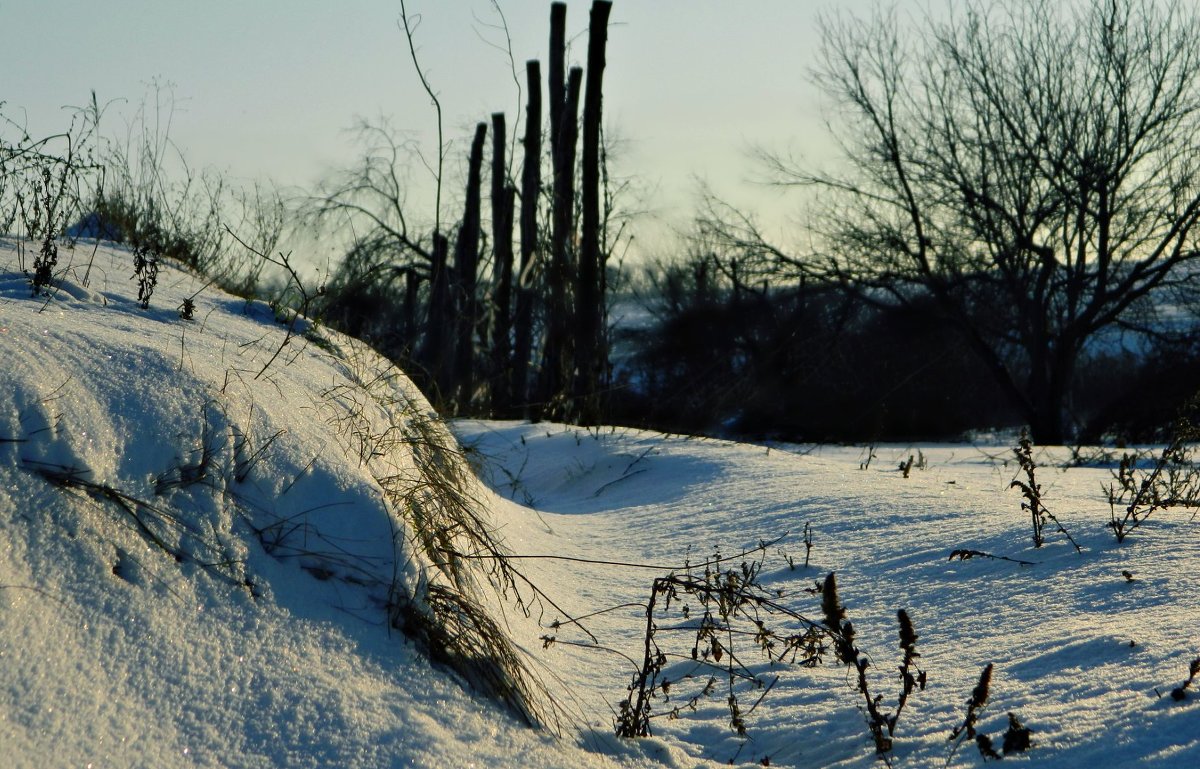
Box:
2;240;1199;767
455;423;1200;767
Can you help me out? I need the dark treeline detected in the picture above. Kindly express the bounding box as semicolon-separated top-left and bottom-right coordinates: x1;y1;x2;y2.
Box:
611;0;1200;444
612;247;1200;443
307;0;1200;445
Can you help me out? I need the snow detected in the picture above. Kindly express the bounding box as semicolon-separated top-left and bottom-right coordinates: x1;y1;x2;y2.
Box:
454;425;1200;767
2;238;1199;767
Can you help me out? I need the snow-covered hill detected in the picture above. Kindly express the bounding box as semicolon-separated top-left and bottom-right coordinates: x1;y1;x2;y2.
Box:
0;240;669;768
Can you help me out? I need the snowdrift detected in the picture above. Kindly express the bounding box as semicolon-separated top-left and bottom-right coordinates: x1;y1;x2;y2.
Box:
0;240;648;769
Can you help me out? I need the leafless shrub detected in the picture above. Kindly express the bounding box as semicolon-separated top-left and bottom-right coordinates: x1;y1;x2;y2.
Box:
1106;418;1200;542
2;99;102;294
612;540;826;740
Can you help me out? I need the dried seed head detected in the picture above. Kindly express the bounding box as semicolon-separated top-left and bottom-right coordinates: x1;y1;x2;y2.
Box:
976;733;1001;760
971;663;994;710
1002;712;1033;755
821;572;845;630
820;572;857;664
898;609;918;652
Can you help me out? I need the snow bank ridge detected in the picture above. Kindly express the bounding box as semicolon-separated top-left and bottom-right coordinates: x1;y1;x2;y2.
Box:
0;243;556;751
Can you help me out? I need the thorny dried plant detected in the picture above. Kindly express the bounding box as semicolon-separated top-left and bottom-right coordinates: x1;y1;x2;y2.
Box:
610;540;827;740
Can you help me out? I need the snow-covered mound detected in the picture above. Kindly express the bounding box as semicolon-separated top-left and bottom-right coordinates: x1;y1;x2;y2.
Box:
0;239;668;769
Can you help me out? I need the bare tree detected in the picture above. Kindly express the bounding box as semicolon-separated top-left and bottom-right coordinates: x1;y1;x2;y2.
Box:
746;0;1200;443
301;120;438;365
303;120;433;270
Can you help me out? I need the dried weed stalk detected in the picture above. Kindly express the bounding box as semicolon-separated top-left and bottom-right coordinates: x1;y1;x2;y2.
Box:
947;663;1033;763
948;549;1036;567
820;572;927;760
1167;657;1200;701
1010;431;1081;551
25;459;246;588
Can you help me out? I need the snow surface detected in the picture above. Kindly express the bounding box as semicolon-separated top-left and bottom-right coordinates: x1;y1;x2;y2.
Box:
454;423;1200;767
2;239;1199;768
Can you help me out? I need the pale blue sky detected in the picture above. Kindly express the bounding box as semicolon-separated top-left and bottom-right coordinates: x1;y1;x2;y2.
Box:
3;0;889;253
